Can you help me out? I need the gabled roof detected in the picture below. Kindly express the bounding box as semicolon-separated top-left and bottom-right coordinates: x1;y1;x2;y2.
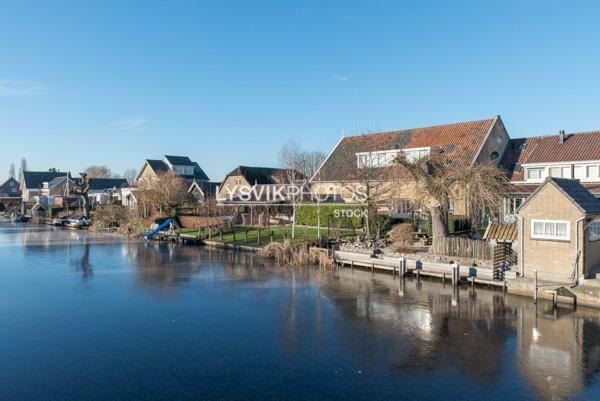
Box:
87;178;128;191
519;177;600;215
224;166;293;185
145;159;169;174
188;180;220;195
164;155;195;166
22;171;69;189
141;157;210;181
500;131;600;181
313;117;498;182
0;177;21;197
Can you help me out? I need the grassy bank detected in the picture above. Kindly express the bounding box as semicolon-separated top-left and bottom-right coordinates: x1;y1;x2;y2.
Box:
177;225;356;248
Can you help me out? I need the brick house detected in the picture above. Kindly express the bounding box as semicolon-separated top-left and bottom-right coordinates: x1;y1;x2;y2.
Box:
20;170;70;202
311;116;510;217
0;177;22;209
134;155;219;205
517;177;600;283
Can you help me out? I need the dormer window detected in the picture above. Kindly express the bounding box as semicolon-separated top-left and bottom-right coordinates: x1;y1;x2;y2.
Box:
527;167;544;180
356;147;430;168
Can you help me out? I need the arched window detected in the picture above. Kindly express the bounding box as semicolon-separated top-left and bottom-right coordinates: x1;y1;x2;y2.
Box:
490;151;499;160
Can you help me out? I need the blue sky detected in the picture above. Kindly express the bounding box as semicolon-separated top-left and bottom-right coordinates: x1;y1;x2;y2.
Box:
1;0;600;181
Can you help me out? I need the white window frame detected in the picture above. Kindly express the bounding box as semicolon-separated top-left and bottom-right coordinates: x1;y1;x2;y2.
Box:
531;219;570;241
527;167;545;182
590;221;600;242
356;147;431;169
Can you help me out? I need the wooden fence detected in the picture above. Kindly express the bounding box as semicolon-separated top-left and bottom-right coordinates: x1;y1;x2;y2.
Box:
430;236;493;261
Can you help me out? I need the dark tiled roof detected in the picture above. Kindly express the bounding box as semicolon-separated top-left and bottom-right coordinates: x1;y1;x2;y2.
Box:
199;181;220;194
88;178;128;191
521;178;600;214
314;118;497;182
145;158;210;181
22;171;69;189
164;155;195;166
146;159;169;174
501;131;600;181
189;162;209;181
224;166;292;185
506;182;600;196
0;177;21;197
550;178;600;214
189;180;220;195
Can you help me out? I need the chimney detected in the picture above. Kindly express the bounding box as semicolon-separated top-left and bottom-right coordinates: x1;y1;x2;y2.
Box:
558;130;565;144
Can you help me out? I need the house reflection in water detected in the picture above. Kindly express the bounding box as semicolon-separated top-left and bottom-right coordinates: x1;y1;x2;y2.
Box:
517;303;600;400
112;243;600;399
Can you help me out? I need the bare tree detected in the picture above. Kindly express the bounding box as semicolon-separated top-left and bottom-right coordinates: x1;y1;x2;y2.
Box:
18;158;27;182
8;163;15;179
137;171;188;216
85;165;113;178
394;152;507;247
123;167;138;184
278;140;309;239
352;152;394;236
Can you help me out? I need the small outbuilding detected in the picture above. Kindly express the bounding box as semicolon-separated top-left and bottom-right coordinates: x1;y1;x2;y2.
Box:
517;177;600;283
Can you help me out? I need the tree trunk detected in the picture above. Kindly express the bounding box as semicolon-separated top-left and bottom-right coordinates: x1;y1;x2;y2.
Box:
430;204;449;249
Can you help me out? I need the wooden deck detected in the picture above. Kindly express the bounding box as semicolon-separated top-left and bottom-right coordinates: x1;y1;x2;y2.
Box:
334;249;504;288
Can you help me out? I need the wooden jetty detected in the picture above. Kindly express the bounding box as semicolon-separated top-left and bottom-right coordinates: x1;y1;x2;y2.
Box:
333;249;505;289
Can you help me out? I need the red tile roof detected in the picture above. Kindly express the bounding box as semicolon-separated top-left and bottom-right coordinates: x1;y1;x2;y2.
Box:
501;131;600;181
314;118;497;182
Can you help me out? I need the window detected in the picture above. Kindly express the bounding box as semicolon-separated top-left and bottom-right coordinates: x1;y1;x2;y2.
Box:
587;165;599;179
356;147;431;168
590;222;600;241
531;219;570;241
527;168;544;180
574;165;586;180
549;166;571;178
356;149;400;168
490;151;499;161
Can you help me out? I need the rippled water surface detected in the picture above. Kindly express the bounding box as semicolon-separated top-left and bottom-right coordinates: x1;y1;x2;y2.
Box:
1;223;600;401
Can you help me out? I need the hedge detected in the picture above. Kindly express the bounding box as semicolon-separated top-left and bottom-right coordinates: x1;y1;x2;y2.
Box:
295;203;365;228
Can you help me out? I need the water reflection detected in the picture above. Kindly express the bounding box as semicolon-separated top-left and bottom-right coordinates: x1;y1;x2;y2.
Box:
2;223;600;401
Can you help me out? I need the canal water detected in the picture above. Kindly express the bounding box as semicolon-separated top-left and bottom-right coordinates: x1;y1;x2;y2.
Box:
1;224;600;401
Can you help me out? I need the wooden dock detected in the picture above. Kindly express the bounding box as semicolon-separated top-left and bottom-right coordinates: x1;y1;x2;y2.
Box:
334;249;505;288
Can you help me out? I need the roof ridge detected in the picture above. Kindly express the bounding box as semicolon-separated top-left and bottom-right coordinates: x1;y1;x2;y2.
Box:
511;130;600;141
345;117;496;138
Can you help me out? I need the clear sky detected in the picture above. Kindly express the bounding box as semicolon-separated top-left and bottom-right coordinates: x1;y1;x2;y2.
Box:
1;0;599;182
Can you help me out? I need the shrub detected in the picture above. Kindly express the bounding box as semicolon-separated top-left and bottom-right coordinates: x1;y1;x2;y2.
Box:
388;223;414;252
295;203;364;228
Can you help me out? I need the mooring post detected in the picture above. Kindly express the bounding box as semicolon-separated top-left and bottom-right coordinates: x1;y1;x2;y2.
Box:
533;269;538;304
552;291;558;309
400;257;406;277
371;263;375;276
452;263;459;286
351;260;354;271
